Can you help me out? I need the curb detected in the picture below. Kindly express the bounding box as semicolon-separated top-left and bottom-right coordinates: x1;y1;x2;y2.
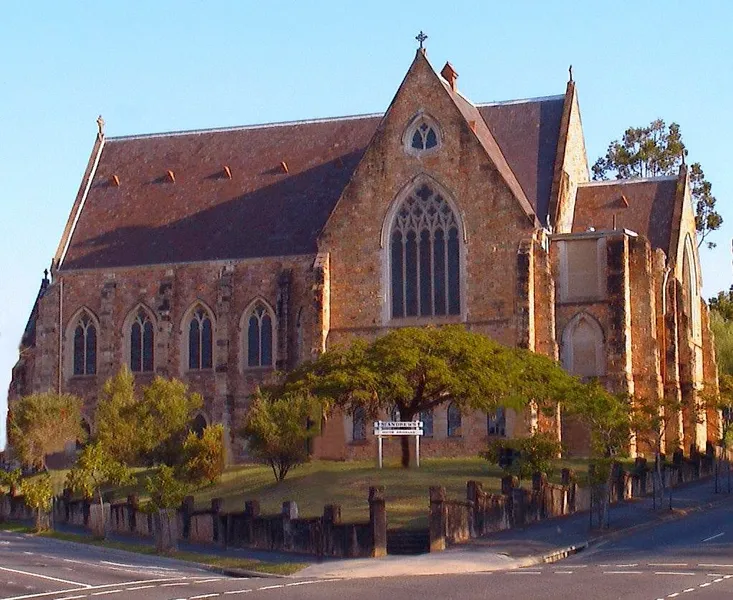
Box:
516;542;589;569
4;530;291;579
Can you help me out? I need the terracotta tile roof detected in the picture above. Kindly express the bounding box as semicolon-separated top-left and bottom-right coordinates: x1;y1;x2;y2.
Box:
478;96;565;225
60;115;382;270
59;97;564;270
573;177;678;252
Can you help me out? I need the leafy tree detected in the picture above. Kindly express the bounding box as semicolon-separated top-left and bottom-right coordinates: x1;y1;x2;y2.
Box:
181;425;226;485
65;442;132;536
480;431;562;482
146;465;189;510
283;326;580;468
592;119;722;249
21;474;54;531
95;367;203;465
7;392;84;470
563;381;630;527
709;289;733;324
0;468;22;497
241;391;320;482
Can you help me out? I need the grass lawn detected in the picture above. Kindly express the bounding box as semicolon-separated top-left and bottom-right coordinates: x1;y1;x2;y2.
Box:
46;457;591;530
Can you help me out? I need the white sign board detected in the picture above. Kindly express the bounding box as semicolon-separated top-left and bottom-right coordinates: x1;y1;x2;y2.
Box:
373;420;424;467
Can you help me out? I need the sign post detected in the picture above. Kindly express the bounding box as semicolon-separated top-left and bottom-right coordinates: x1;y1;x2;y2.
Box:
373;421;424;468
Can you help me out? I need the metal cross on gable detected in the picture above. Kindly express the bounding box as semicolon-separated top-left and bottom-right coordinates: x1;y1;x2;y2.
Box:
416;30;428;49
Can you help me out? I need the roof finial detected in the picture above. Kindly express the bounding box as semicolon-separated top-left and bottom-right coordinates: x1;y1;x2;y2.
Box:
96;114;105;138
568;64;573;83
416;30;428;51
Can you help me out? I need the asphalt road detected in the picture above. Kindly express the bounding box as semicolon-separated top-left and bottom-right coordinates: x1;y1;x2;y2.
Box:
1;499;732;600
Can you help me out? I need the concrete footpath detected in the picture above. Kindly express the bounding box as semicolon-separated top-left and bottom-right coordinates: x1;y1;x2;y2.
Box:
300;475;732;579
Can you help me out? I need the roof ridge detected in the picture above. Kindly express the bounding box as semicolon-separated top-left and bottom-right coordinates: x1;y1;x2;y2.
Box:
107;111;384;141
578;175;678;187
476;94;565;107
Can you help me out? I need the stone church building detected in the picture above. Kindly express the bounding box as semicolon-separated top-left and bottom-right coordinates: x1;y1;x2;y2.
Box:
8;49;721;460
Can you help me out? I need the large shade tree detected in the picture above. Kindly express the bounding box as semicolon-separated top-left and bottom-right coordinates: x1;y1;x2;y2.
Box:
592;119;722;249
281;326;582;467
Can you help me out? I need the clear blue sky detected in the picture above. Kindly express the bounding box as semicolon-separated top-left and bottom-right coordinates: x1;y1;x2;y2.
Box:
2;1;732;449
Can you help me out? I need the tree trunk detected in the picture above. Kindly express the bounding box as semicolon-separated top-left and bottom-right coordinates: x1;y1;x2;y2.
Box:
400;436;410;468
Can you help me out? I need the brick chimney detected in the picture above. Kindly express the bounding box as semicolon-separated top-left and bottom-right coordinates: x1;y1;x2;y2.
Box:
441;62;458;91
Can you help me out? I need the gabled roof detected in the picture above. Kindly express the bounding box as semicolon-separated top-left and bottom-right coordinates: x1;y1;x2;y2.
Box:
57;67;566;270
478;96;565;226
573;177;679;253
59;115;382;269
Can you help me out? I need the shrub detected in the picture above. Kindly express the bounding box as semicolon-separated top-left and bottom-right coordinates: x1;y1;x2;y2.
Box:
21;474;54;531
181;424;226;485
146;465;189;510
480;432;562;482
240;391;320;482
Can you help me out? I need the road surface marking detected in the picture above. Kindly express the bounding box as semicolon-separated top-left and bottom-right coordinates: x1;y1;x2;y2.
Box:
714;578;724;583
258;585;284;590
702;532;725;542
223;591;252;595
284;581;319;587
23;552;34;555
195;579;224;584
190;594;220;599
161;582;191;587
725;575;733;579
654;572;695;576
616;563;638;567
603;570;643;574
57;596;87;600
127;585;155;590
699;564;733;568
649;563;688;567
0;565;90;587
683;589;694;593
668;594;679;598
509;571;542;574
554;570;573;574
700;582;711;587
91;591;122;596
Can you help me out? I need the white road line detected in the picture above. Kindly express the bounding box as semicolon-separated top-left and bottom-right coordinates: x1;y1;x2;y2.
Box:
649;563;688;567
91;591;122;596
2;577;199;600
554;570;573;574
707;573;724;577
258;585;284;590
616;563;638;567
668;594;679;598
509;571;542;574
702;532;725;542
700;582;711;587
127;585;155;590
160;582;191;587
0;565;90;587
57;596;87;600
22;552;34;555
683;589;694;593
190;595;220;599
714;578;724;583
196;578;225;584
699;564;733;568
223;592;252;596
603;570;643;574
725;575;733;579
654;572;695;576
284;581;319;587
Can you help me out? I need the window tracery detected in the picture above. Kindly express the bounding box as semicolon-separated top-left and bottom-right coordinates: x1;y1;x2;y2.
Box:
246;302;274;368
390;183;461;318
72;311;97;376
188;306;213;370
130;308;154;373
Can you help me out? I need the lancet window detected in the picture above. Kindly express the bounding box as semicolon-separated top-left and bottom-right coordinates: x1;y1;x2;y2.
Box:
130;309;154;373
246;302;274;368
73;312;97;376
188;306;213;370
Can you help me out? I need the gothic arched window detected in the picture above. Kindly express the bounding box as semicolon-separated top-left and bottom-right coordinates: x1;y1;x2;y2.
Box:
130;309;154;373
352;406;366;442
561;313;605;379
188;306;213;370
73;312;97;376
447;402;462;438
405;115;441;154
682;236;700;338
390;183;461;318
487;407;506;437
246;302;274;368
